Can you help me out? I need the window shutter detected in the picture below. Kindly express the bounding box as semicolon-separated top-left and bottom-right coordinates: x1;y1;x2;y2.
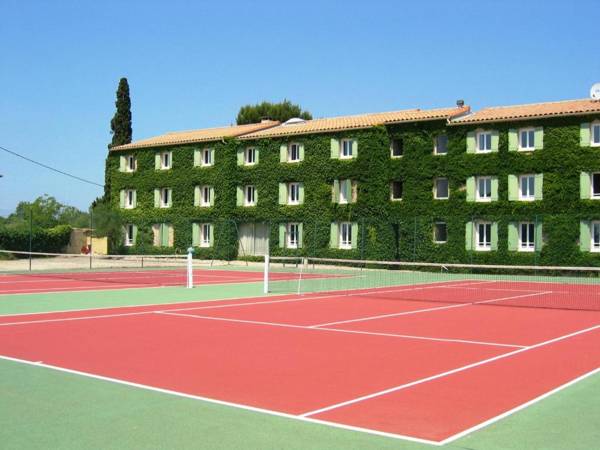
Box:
491;130;499;152
491;177;499;201
508;129;518;151
119;190;125;208
209;187;215;206
332;180;340;203
490;222;498;250
534;174;543;200
155;153;161;169
132;225;138;245
209;224;214;247
167;189;172;207
255;148;259;164
465;221;473;250
508;175;518;201
210;148;215;164
194;186;200;206
351;140;358;158
298;183;305;204
298;223;303;248
193;149;201;166
132;190;137;208
534;127;544;150
466;132;475;153
580;172;591;199
580;123;591;147
299;144;305;161
168;224;174;247
152;224;160;246
192;223;200;247
330;139;340;159
278;183;287;205
278;224;286;248
351;223;359;249
237;148;244;166
351;181;358;203
534;222;543;252
154;189;160;208
119;156;126;171
580;221;591;252
254;188;258;204
330;223;338;248
466;177;475;202
343;180;351;203
161;224;169;247
508;223;518;251
280;144;287;162
236;186;243;206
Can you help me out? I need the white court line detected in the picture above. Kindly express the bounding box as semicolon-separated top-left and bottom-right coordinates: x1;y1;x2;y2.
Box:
0;311;155;327
0;354;441;447
156;311;526;349
299;323;600;418
309;291;552;328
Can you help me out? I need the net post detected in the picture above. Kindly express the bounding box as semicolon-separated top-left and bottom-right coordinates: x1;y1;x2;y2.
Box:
28;207;33;271
264;254;269;294
186;247;194;289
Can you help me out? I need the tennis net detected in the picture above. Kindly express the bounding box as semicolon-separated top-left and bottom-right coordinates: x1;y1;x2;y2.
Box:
266;257;600;311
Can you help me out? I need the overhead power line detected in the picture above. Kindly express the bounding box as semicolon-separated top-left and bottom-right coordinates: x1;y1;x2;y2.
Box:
0;145;104;187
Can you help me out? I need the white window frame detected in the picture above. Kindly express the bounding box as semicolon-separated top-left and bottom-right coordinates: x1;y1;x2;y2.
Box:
518;174;535;201
200;223;211;248
390;139;403;158
160;188;171;208
592;121;600;147
592;173;600;199
340;139;354;159
160;151;171;169
434;134;448;155
287;223;299;249
245;147;257;165
390;181;403;201
339;222;352;249
244;185;256;206
433;222;447;243
288;143;301;162
288;182;300;205
476;131;492;153
519;222;535;252
200;186;211;207
202;148;213;167
125;189;135;209
475;221;492;251
476;176;492;202
125;224;134;247
518;127;535;151
126;155;136;172
434;177;449;200
592;221;600;252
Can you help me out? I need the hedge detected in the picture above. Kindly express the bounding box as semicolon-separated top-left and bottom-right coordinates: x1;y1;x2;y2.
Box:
0;225;72;254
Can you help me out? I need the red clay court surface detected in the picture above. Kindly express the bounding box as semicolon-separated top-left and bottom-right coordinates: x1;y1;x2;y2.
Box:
0;268;316;295
1;280;599;445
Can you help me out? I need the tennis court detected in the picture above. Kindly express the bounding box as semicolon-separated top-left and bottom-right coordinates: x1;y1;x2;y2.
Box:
1;268;599;446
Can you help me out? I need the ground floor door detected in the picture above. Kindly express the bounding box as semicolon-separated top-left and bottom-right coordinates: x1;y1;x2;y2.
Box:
238;223;269;256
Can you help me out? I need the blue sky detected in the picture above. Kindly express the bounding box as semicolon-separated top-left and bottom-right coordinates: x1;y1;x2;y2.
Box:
1;0;599;215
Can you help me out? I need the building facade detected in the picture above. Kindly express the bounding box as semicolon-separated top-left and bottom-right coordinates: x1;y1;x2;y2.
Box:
108;99;600;266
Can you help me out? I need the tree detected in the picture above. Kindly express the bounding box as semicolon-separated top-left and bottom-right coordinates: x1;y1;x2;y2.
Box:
2;195;89;230
109;78;132;148
236;99;312;125
91;197;123;251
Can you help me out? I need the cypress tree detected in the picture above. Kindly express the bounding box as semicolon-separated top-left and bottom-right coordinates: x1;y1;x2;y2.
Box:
109;78;132;148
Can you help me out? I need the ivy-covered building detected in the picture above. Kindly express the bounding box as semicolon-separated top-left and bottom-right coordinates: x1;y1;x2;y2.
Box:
108;98;600;265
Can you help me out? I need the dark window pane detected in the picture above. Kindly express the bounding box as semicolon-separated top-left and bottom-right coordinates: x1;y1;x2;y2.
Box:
391;139;403;156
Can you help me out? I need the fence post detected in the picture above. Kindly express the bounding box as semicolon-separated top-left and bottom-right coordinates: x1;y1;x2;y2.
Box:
28;208;32;271
89;207;93;269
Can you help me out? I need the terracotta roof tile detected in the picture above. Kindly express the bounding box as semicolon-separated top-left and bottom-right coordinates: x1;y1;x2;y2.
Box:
239;107;469;139
110;121;280;151
450;99;600;125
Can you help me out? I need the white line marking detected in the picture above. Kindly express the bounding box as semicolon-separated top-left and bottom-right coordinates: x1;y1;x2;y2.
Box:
0;311;155;327
156;311;526;349
299;324;600;418
0;354;441;446
439;366;600;445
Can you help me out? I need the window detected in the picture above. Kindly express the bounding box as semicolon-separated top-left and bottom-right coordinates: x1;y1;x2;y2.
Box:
202;148;213;166
244;185;256;206
519;128;535;151
434;135;448;155
592;221;600;252
592;122;600;147
519;222;535;252
287;223;299;249
153;224;173;247
476;176;492;202
125;189;135;209
339;222;352;249
475;221;492;251
390;181;403;201
160;188;171;208
519;175;535;201
245;147;257;165
593;173;600;199
288;182;300;205
341;139;354;159
434;222;447;243
434;178;449;199
200;186;211;207
126;155;136;172
125;224;135;247
161;151;171;169
476;131;492;153
200;224;211;247
288;143;301;162
390;139;403;157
